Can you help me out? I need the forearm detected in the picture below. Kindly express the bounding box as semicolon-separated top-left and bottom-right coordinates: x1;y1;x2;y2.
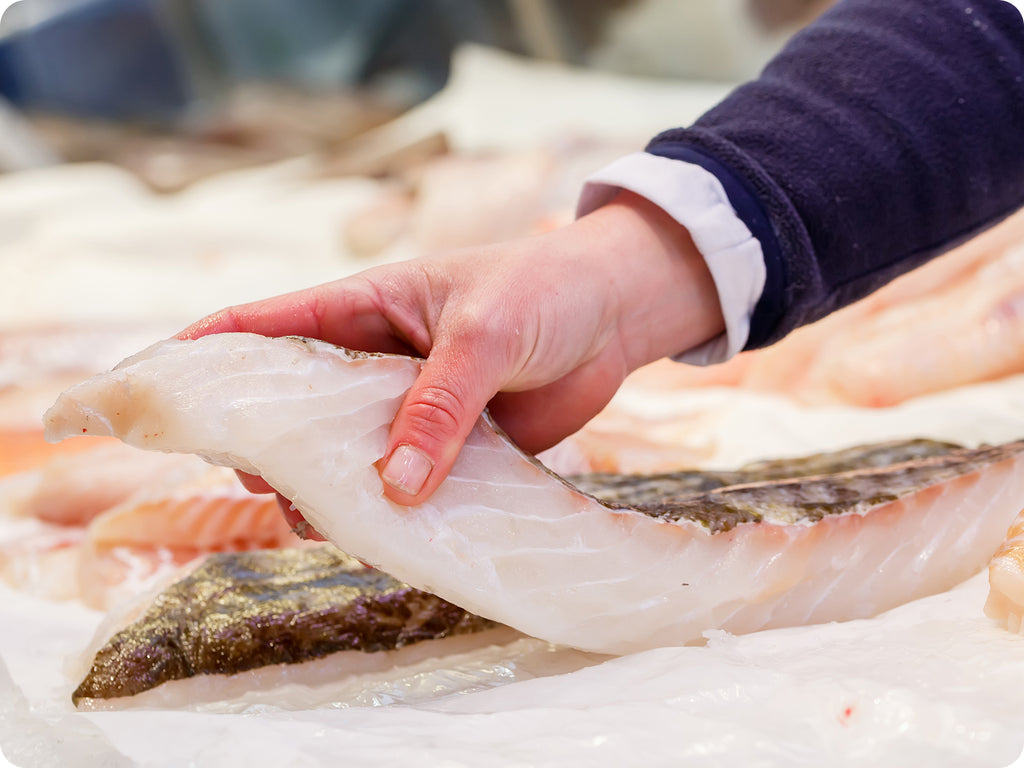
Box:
644;0;1024;349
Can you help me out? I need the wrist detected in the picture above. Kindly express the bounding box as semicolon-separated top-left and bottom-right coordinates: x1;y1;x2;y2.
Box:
575;190;725;371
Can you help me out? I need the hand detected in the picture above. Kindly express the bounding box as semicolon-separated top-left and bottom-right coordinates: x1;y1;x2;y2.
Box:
180;190;724;512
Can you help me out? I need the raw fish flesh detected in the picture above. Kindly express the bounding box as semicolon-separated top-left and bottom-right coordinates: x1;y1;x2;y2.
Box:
44;334;1024;654
21;442;202;526
342;138;633;257
0;444;305;609
0;430;118;478
985;510;1024;632
73;465;304;610
83;464;296;551
73;546;497;705
71;442;974;707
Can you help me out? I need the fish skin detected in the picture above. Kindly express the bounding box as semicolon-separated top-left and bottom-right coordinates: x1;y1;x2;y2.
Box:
571;439;963;518
72;547;496;703
604;445;1018;533
43;334;1024;654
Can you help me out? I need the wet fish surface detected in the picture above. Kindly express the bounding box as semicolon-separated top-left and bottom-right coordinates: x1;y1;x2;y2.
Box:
73;546;496;703
44;334;1024;653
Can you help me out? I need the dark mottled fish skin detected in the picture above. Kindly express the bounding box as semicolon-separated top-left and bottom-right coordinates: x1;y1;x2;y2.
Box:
570;438;1001;533
732;439;964;480
73;547;496;704
570;439;961;507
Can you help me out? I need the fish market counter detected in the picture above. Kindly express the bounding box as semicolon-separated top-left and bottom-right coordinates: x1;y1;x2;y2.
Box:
7;374;1024;766
3;49;1024;765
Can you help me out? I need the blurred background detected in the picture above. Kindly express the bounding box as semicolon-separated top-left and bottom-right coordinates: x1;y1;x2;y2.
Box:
0;0;835;183
0;0;838;331
4;0;1023;417
11;7;1024;765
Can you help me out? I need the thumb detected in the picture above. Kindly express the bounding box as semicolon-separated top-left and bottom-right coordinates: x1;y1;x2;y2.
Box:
379;342;499;506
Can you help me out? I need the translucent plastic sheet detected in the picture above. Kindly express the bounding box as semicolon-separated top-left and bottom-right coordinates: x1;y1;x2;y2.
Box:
4;570;1024;767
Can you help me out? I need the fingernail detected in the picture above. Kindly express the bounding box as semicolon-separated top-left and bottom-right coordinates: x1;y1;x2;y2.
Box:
382;444;433;496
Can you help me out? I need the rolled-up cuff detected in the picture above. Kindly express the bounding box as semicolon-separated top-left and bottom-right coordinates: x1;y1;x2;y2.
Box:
577;151;765;365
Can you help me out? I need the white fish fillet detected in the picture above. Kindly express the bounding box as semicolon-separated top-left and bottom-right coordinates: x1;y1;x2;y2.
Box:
43;333;1024;654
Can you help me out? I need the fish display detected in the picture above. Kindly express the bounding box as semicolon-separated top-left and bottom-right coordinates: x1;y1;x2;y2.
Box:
0;443;305;609
72;546;497;705
44;333;1024;654
342;139;634;258
82;464;296;552
73;465;306;610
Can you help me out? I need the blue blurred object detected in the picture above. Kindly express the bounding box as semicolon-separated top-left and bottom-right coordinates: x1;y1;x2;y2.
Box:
190;0;509;99
195;0;406;87
0;0;523;124
0;0;190;122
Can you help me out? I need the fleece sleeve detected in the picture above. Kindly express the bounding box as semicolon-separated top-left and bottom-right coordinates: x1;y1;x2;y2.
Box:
646;0;1024;351
577;152;766;364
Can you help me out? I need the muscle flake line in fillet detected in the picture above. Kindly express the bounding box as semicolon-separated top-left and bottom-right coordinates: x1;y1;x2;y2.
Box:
43;334;1024;654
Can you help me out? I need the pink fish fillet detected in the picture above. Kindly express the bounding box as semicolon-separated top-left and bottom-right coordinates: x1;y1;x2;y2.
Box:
22;441;202;526
85;466;297;551
42;334;1024;654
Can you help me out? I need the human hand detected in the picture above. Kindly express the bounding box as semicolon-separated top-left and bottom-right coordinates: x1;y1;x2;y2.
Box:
180;190;724;514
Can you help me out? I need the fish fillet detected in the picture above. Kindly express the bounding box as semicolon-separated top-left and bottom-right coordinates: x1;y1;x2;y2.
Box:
0;429;118;478
22;442;202;526
0;455;304;610
43;334;1024;654
85;465;296;551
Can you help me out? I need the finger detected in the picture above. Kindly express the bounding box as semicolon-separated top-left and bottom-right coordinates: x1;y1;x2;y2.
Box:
234;471;326;540
276;494;326;542
179;288;333;339
177;279;418;356
236;471;275;494
487;357;625;454
379;341;501;505
177;282;385;345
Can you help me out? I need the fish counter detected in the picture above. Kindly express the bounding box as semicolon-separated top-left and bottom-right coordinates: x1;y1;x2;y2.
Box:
8;364;1024;766
4;52;1024;766
4;570;1024;767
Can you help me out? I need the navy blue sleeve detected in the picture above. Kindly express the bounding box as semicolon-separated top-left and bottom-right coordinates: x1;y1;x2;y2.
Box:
646;0;1024;350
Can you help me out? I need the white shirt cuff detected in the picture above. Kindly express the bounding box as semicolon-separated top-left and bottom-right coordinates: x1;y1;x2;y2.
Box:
576;151;766;366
